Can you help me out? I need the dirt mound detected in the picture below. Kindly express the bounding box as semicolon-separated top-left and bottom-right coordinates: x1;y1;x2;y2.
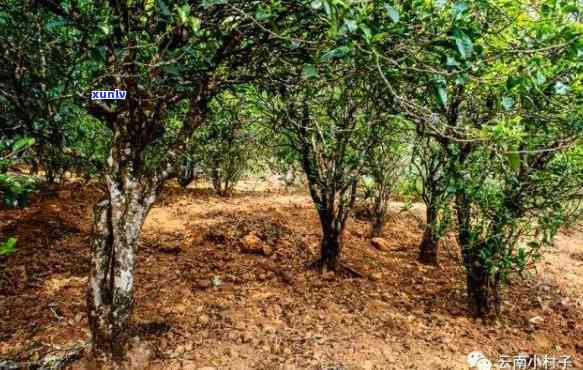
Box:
203;215;308;254
0;208;85;294
0;183;97;347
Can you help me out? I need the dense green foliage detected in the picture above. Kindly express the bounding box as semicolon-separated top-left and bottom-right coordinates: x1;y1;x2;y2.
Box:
0;137;37;258
0;137;37;207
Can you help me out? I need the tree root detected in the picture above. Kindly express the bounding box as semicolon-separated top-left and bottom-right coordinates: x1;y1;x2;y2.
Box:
307;258;362;278
0;342;88;370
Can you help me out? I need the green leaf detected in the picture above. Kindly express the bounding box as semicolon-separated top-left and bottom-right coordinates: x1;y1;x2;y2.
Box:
98;24;111;35
453;2;468;19
176;4;190;24
384;4;400;23
344;19;357;32
534;70;546;85
501;96;514;110
46;19;67;31
554;81;568;95
302;64;319;79
201;0;225;8
160;64;182;77
0;11;9;26
436;0;447;9
506;76;522;90
455;74;467;85
310;0;323;10
446;55;459;67
12;137;34;153
321;45;351;60
255;8;272;21
157;0;171;16
0;237;17;256
453;30;473;60
507;152;521;172
436;85;448;107
359;23;372;39
323;1;332;16
189;17;201;32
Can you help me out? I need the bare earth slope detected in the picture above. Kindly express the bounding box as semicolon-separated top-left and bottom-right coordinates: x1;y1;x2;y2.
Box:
0;181;581;369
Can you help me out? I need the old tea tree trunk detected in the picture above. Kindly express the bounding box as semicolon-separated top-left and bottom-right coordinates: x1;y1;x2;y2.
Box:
418;203;440;263
413;137;448;265
87;156;157;360
309;177;359;272
86;97;208;363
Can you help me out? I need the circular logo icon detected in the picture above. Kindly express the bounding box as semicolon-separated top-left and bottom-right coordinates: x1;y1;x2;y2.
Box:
467;351;492;370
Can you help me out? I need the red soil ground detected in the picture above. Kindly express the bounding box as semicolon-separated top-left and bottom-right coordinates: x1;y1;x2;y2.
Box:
1;181;582;369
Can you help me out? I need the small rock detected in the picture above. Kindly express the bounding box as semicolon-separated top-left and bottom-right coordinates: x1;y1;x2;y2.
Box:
74;312;83;323
258;273;268;281
57;190;72;200
435;335;450;344
127;340;152;369
211;275;222;287
262;244;274;256
226;331;239;341
283;347;292;356
280;270;294;284
369;272;383;281
371;237;390;251
529;316;544;325
361;360;374;370
241;331;253;343
262;324;276;334
322;271;335;281
535;296;549;311
198;314;210;325
241;232;263;253
196;279;212;289
175;344;186;355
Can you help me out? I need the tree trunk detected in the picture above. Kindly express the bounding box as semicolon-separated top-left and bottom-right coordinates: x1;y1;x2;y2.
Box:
455;193;501;320
211;166;223;195
177;158;195;188
418;205;438;264
370;189;388;238
418;228;438;264
29;159;39;175
87;179;156;363
371;218;385;238
466;263;500;320
313;211;343;272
